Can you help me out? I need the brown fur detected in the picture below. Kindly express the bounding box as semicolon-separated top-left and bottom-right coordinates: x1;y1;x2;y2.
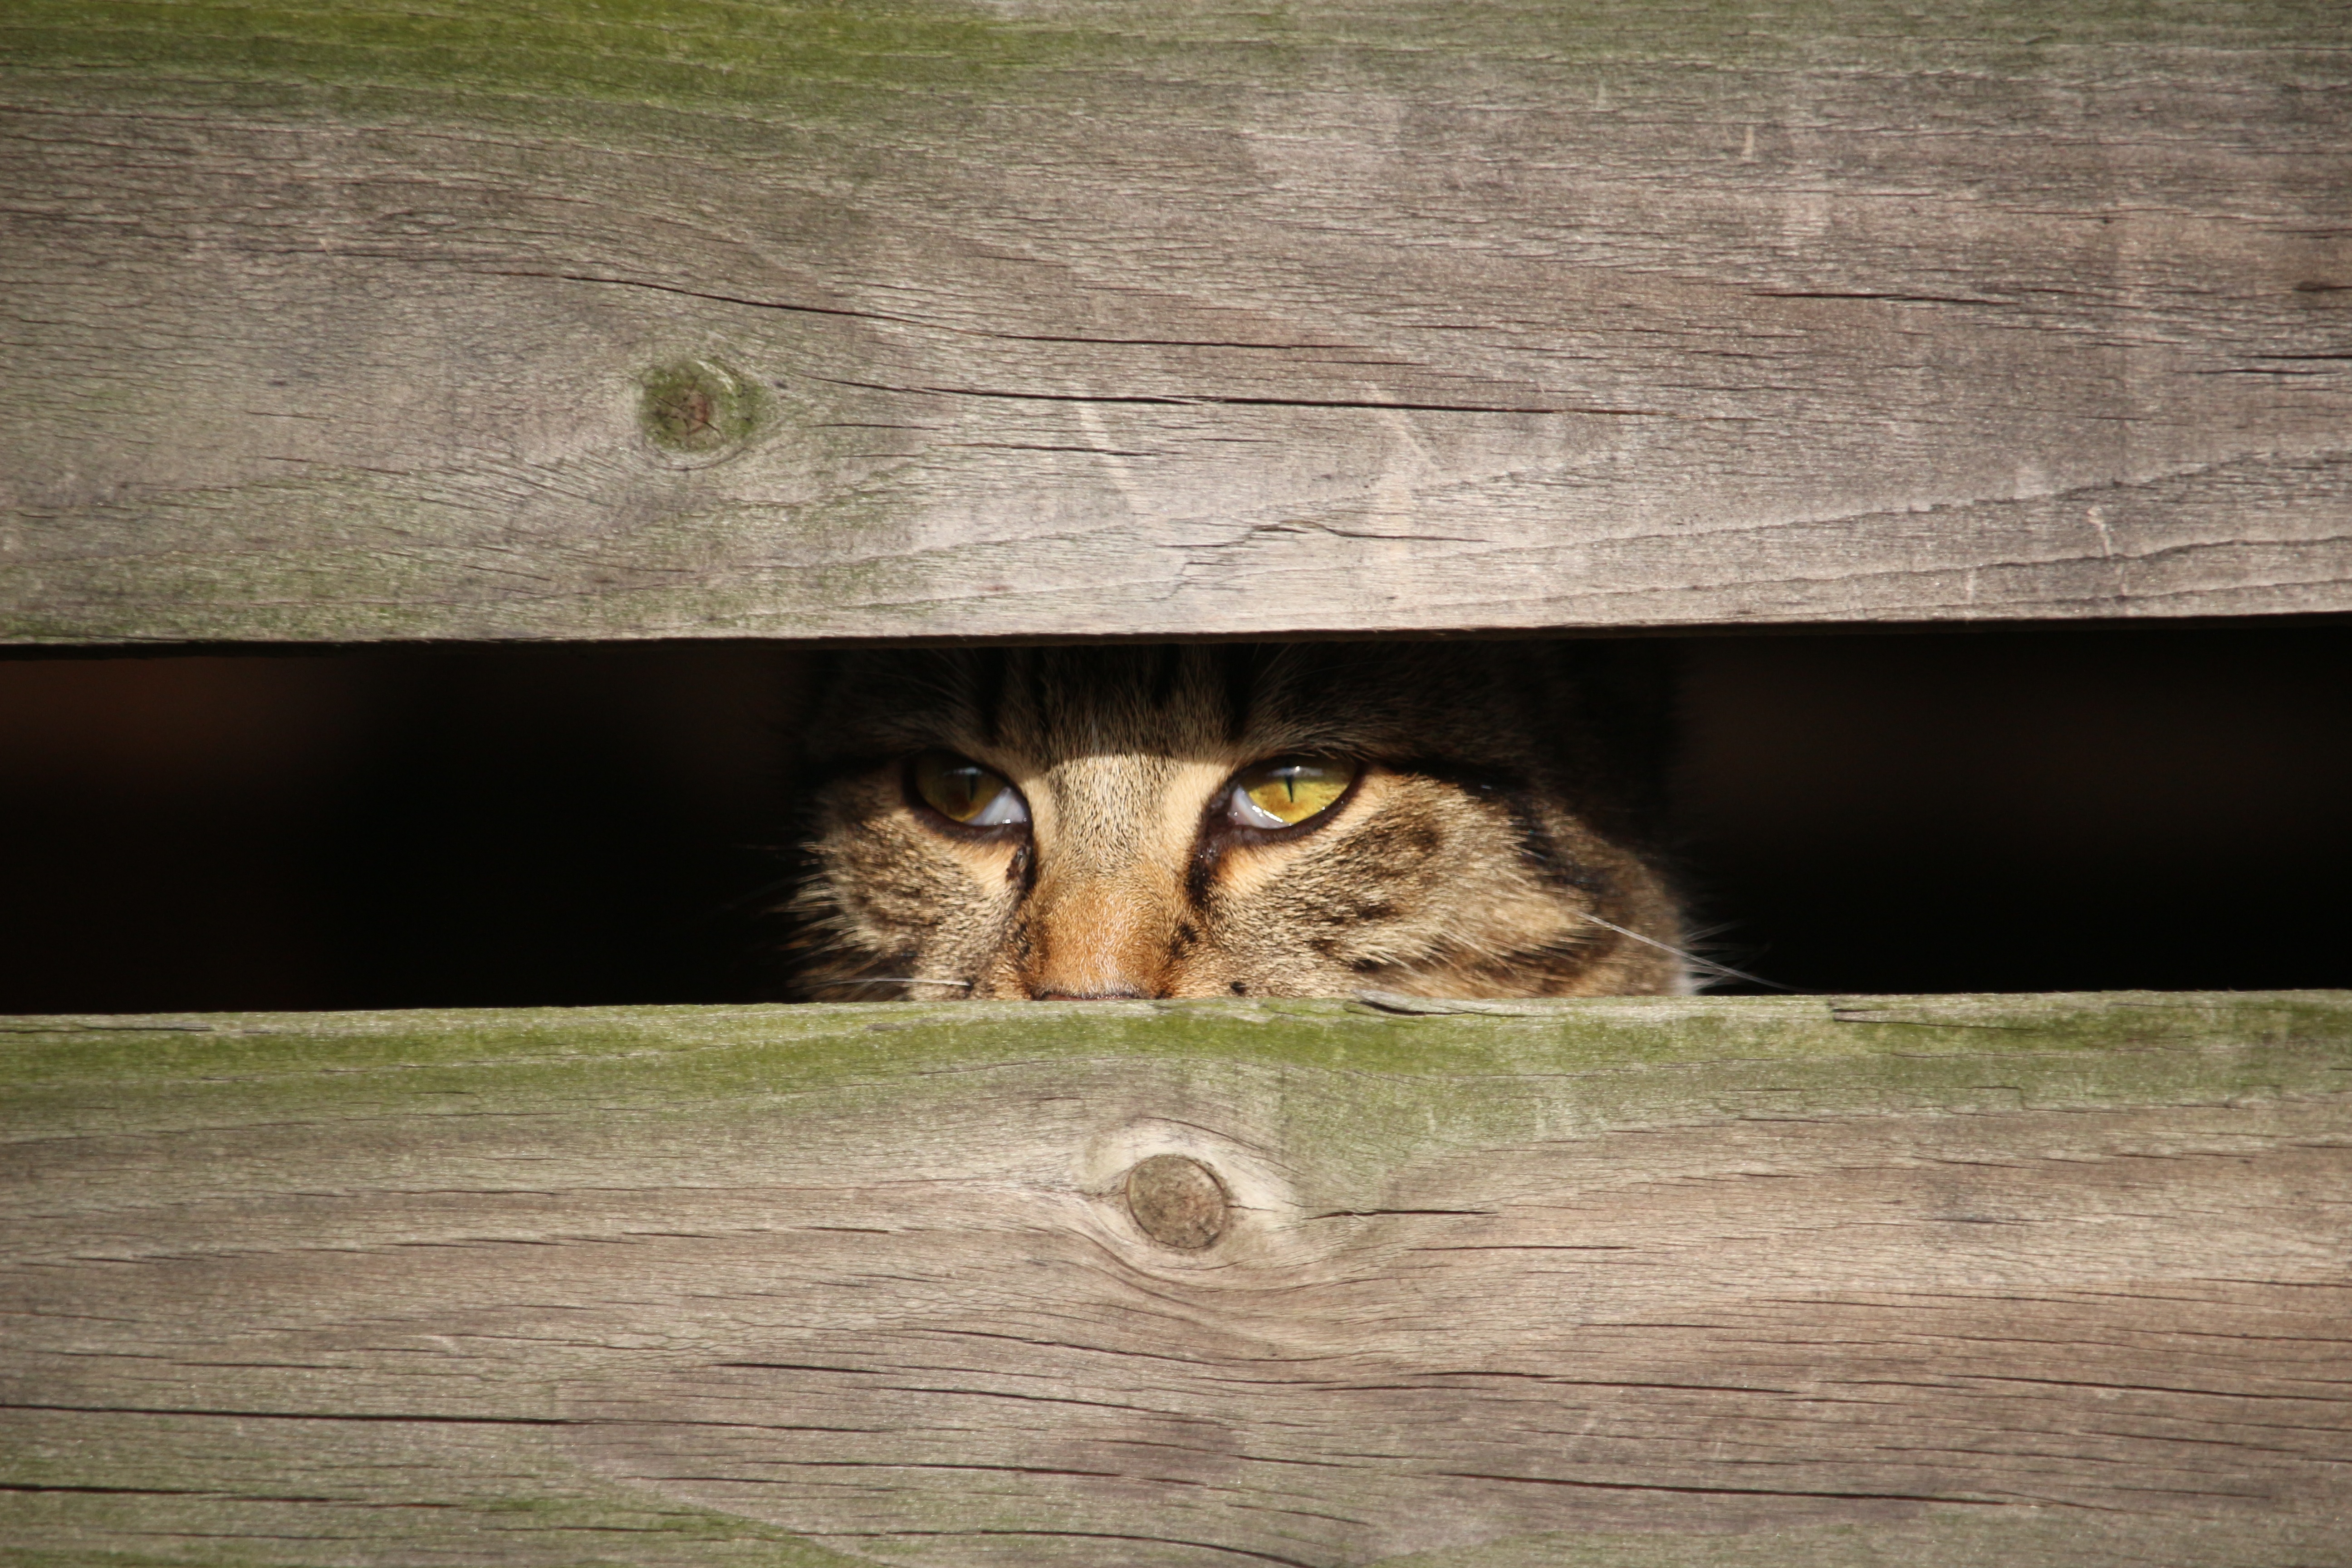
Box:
780;643;1685;1000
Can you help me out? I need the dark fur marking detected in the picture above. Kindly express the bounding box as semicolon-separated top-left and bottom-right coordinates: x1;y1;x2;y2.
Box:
1147;646;1182;710
1390;754;1592;893
1388;756;1520;799
1336;815;1443;868
1218;644;1263;745
1503;787;1600;892
973;647;1008;745
1185;846;1220;910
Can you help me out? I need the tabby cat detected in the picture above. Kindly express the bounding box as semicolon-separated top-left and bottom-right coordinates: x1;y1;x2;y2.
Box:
780;642;1686;1000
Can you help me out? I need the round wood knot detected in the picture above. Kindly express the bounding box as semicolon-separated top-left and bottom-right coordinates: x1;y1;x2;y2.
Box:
637;357;760;456
1123;1153;1230;1250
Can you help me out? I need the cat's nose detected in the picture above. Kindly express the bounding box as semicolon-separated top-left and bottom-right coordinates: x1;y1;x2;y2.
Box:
1017;875;1179;1000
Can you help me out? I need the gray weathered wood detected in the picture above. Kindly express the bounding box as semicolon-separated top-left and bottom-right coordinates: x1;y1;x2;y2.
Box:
5;991;2348;1565
2;2;2347;644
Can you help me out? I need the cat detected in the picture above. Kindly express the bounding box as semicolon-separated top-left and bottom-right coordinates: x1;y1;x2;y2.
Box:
779;642;1687;1000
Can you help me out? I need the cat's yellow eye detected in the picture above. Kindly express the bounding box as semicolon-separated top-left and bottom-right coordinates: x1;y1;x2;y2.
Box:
911;750;1029;828
1227;757;1358;830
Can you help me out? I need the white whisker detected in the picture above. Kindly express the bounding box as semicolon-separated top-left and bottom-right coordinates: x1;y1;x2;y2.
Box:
1578;912;1795;993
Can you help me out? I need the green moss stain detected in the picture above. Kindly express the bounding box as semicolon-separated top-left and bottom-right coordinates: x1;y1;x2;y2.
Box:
0;0;1091;126
5;993;2347;1159
4;2;2344;129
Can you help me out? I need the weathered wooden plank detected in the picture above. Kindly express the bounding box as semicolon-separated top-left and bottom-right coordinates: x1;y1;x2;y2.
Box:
4;991;2348;1565
2;3;2347;644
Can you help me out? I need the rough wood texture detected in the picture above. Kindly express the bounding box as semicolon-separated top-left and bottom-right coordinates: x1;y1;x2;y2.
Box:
5;991;2348;1566
2;3;2347;644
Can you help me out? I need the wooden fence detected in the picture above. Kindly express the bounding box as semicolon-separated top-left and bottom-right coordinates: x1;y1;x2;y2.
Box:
4;3;2349;1563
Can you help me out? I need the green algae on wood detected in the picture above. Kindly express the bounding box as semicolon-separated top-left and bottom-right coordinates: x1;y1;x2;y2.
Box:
6;2;2346;116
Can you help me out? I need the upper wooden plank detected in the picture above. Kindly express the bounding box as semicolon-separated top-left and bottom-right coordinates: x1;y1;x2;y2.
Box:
2;1;2347;644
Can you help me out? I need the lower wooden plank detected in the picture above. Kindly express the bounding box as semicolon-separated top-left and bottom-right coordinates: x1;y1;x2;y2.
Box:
3;992;2348;1566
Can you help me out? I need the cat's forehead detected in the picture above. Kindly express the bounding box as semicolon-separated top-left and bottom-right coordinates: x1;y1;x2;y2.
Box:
819;645;1427;764
826;647;1263;761
807;640;1648;779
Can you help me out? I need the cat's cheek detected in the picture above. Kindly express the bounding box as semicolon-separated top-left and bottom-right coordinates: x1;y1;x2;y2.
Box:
1246;779;1573;993
1200;769;1414;902
929;834;1026;896
1152;925;1254;1000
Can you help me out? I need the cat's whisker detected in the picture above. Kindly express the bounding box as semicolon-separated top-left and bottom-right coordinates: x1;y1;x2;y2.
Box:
804;976;975;991
1576;912;1794;993
714;868;809;918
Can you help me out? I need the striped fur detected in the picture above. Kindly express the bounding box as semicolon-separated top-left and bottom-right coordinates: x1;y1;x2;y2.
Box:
781;643;1684;1000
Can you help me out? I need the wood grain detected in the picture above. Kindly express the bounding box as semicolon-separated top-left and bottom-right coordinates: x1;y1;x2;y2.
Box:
1;2;2347;644
5;991;2348;1565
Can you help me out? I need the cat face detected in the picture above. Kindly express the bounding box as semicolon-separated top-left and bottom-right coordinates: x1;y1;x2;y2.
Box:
782;643;1684;1000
